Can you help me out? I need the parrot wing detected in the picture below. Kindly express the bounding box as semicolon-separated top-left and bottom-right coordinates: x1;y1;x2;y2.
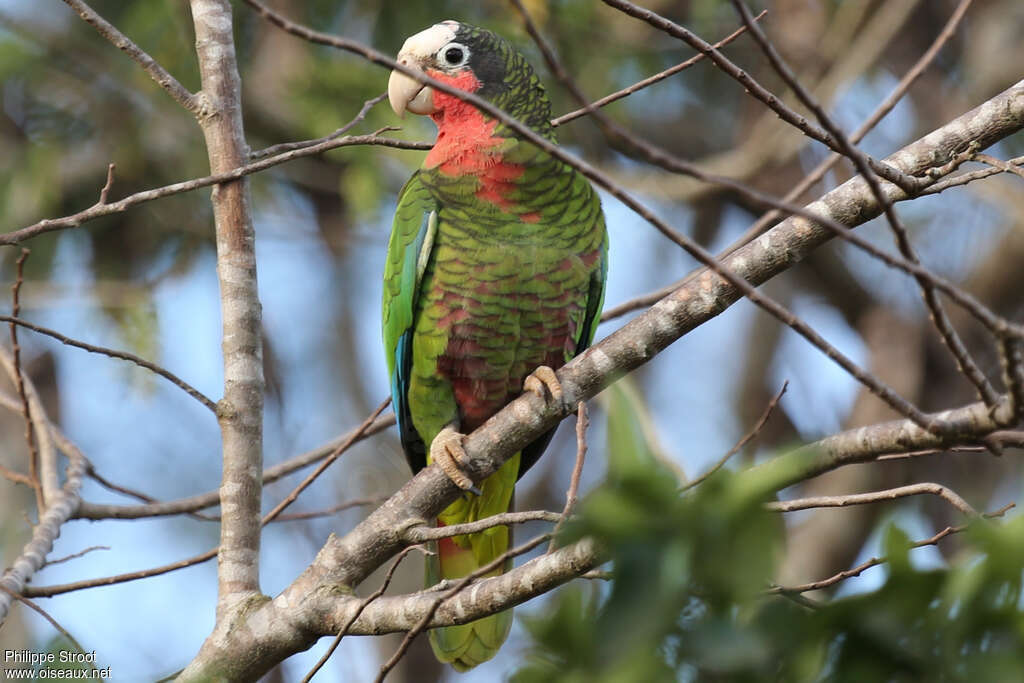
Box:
518;211;608;476
382;171;438;473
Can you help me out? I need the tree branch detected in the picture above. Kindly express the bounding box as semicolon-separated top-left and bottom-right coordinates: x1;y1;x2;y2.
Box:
190;0;264;608
73;413;394;520
403;510;562;543
770;503;1014;595
732;0;997;408
682;381;787;492
0;315;217;413
767;483;978;517
0;448;85;623
602;0;927;193
550;11;765;127
728;0;975;252
175;41;1024;677
60;0;199;114
0;133;428;246
747;396;1015;492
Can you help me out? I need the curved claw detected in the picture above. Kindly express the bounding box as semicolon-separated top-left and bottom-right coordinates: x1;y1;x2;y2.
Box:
524;365;564;403
430;425;481;495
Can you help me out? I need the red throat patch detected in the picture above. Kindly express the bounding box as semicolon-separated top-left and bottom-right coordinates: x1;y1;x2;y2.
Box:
424;69;525;211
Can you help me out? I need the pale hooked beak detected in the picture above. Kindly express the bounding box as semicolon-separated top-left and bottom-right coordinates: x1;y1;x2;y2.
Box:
387;62;436;118
388;22;458;117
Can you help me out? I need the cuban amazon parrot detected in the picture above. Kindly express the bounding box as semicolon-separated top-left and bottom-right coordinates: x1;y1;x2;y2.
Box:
383;20;608;670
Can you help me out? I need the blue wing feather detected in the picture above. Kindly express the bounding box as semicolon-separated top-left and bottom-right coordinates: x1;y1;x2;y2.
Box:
382;172;437;472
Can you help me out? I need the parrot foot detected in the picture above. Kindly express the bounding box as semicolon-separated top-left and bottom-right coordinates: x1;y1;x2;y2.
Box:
431;426;482;495
524;365;564;403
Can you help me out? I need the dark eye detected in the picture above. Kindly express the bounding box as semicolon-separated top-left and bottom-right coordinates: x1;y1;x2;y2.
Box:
439;42;469;67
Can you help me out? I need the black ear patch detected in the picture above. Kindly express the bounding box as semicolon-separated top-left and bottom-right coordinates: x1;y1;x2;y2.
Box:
448;22;553;135
471;50;506;99
453;25;506;99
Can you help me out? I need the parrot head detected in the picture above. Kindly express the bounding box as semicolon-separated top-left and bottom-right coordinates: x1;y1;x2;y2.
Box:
387;21;553;137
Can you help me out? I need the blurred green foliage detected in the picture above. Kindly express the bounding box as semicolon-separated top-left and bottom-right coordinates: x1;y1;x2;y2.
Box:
513;386;1024;682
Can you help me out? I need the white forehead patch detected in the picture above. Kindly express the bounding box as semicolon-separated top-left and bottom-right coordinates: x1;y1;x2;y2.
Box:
397;22;458;62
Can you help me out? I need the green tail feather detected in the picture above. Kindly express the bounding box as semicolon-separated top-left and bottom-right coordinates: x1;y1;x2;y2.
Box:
429;604;513;671
427;455;519;670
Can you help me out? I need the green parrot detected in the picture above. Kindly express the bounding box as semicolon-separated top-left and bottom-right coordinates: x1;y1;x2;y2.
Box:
383;20;608;670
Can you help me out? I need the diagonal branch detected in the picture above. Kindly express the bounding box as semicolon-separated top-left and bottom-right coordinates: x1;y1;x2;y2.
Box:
600;0;928;193
61;0;199;114
732;0;998;407
747;396;1016;493
0;315;217;413
178;76;1024;679
682;381;788;492
0;447;86;624
729;0;975;252
550;11;765;127
770;503;1014;595
0;133;428;246
74;413;394;520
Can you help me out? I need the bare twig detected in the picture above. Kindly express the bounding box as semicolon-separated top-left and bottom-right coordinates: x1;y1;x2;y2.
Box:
602;0;928;194
922;154;1024;194
0;134;429;246
550;12;766;127
98;163;116;203
83;463;218;522
732;0;997;408
0;463;36;489
766;482;978;517
404;510;561;544
998;338;1024;423
682;381;788;492
874;446;988;460
22;548;218;599
580;569;614;581
974;152;1024;181
8;249;43;512
770;503;1014;595
727;0;974;252
261;399;391;525
74;412;394;520
272;497;386;522
0;585;99;675
550;401;588;551
252;93;388;159
375;534;550;682
301;546;426;683
0;449;86;622
43;545;112;567
60;0;199;113
0;315;217;413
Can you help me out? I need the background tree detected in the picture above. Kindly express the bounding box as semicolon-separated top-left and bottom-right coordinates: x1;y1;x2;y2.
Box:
0;0;1022;680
